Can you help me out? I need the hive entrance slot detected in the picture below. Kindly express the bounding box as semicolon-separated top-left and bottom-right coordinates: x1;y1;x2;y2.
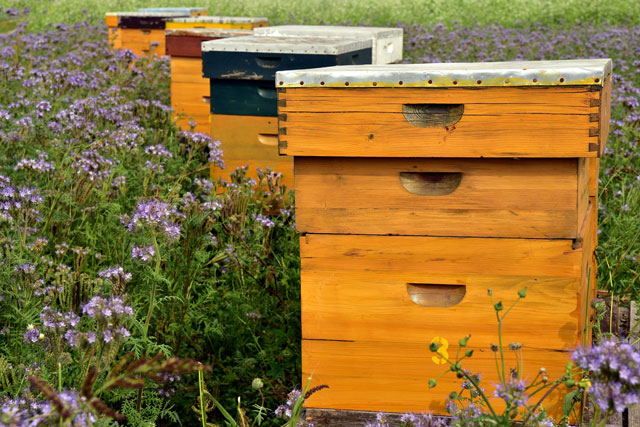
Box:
399;172;462;196
406;283;466;307
257;134;278;146
402;104;464;127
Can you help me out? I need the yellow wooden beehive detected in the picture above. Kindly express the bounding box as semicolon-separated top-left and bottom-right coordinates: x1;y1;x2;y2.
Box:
166;28;252;133
105;11;190;57
277;59;611;419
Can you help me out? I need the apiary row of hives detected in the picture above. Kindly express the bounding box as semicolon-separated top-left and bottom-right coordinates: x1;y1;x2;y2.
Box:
105;8;610;422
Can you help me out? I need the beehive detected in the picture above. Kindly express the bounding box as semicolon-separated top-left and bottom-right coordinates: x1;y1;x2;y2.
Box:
166;28;252;133
165;16;268;30
105;12;189;56
201;35;374;186
254;25;403;64
277;59;611;418
138;7;208;16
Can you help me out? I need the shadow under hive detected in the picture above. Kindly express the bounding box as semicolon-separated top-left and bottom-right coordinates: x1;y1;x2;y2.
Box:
105;11;190;56
166;28;252;134
201;35;375;188
276;59;611;419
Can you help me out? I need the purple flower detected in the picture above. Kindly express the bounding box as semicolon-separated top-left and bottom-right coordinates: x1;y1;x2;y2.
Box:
493;377;527;407
23;326;41;343
252;213;275;228
573;338;640;413
144;143;173;159
122;198;183;239
275;388;302;419
132;245;155;263
98;266;132;284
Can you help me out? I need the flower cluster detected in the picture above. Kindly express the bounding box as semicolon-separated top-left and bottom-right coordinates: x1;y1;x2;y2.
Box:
0;390;96;425
81;295;133;344
572;338;640;413
71;149;117;182
493;377;527;407
14;152;54;173
98;266;132;294
122;198;183;239
274;388;302;419
131;245;155;263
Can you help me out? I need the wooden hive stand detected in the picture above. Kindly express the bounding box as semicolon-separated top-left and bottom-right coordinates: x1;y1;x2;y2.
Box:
276;59;612;421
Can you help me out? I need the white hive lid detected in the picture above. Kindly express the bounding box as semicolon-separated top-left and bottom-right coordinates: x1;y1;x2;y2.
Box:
254;25;402;39
202;35;372;55
275;59;613;88
169;16;268;24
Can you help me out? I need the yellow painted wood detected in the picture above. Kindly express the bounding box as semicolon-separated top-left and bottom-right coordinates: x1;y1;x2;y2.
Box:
118;28;166;57
105;15;118;27
300;204;594;418
589;157;600;197
300;210;592;348
170;57;207;83
599;75;612;154
279;87;601;158
294;157;588;238
302;340;569;417
108;27;122;49
209;115;293;188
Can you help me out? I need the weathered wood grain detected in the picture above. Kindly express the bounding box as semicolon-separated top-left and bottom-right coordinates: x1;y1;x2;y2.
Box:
302;340;570;416
279;86;601;157
294;157;588;238
599;75;612;155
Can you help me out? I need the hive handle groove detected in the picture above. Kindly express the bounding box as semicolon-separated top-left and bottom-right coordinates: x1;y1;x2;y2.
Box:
257;86;277;99
256;56;281;69
402;103;464;127
399;172;462;196
406;283;466;307
202;96;210;105
257;134;278;146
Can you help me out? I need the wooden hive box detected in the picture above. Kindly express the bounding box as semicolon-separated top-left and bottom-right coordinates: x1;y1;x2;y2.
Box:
138;7;208;17
165;16;268;30
276;59;611;420
201;35;374;186
254;25;404;64
166;28;252;133
105;11;189;56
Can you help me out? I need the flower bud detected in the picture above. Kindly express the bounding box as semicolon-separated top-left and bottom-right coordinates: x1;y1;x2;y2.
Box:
494;301;503;311
508;342;522;351
459;335;470;347
428;379;437;388
487;289;493;296
490;344;499;352
517;288;527;298
465;349;474;357
449;391;457;399
429;342;440;352
251;378;264;390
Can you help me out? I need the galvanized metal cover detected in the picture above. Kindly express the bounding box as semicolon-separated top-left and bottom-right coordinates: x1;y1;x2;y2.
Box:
138;7;207;13
276;59;612;87
106;11;190;18
254;25;402;39
165;28;252;37
202;35;372;54
170;16;268;24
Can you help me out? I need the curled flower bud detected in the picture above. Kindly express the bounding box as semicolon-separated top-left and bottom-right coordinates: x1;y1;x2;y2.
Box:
509;342;522;351
251;378;264;390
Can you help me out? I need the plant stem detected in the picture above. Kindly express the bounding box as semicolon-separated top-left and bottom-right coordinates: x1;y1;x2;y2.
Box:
143;232;161;339
199;369;206;427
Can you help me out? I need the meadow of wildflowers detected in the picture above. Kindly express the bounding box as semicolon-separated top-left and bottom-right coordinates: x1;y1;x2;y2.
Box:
0;3;639;427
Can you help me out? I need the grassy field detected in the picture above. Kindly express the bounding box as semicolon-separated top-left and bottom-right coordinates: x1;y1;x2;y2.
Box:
6;0;640;30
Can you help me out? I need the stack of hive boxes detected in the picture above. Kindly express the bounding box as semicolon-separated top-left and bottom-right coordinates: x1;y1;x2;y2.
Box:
166;28;252;133
276;59;611;419
164;16;269;134
201;26;403;187
105;11;193;55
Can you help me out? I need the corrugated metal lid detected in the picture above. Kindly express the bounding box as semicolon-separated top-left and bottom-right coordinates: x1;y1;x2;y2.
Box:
138;7;207;12
165;28;252;37
276;59;612;87
254;25;402;39
169;16;268;24
202;35;372;54
106;11;189;17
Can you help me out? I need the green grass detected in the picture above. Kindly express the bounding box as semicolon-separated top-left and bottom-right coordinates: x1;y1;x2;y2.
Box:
8;0;640;31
